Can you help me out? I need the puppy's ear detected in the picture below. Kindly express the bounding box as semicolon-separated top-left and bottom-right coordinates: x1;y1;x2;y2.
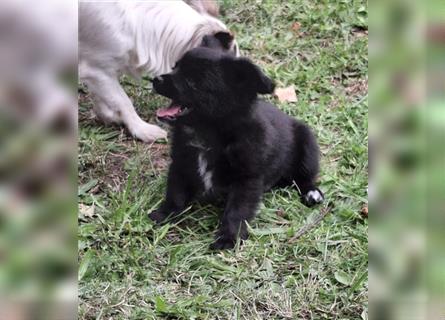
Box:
213;31;234;50
222;58;275;94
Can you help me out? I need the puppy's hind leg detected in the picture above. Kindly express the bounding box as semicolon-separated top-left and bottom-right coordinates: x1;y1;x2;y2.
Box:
290;123;324;207
82;68;167;142
295;181;324;207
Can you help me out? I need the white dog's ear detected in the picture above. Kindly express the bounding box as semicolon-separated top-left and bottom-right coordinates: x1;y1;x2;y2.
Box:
222;58;275;94
213;31;234;50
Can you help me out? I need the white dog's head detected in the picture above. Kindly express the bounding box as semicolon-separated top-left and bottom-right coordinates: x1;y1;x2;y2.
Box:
184;0;239;56
132;1;239;76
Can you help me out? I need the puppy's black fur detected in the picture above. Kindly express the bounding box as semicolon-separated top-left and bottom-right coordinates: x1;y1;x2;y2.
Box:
150;47;323;249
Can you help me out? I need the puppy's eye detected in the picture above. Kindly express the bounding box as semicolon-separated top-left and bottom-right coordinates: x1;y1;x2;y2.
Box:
172;63;178;70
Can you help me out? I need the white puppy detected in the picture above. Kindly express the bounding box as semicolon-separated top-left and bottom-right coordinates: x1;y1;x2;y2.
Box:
79;1;238;142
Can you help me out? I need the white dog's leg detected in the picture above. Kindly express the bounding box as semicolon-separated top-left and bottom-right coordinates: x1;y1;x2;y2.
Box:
90;100;117;124
82;70;167;142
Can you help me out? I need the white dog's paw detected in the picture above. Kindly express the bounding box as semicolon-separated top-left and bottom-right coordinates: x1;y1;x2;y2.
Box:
128;120;167;142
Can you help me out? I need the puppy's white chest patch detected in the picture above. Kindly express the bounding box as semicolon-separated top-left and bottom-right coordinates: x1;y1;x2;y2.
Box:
198;152;213;192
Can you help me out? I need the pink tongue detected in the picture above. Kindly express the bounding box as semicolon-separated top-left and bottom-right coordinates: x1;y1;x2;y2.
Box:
156;105;181;117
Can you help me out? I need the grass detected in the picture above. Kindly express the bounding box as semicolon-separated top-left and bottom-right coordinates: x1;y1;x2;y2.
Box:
78;0;368;319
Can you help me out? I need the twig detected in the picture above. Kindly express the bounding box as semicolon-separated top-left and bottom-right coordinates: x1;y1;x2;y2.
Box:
288;204;332;243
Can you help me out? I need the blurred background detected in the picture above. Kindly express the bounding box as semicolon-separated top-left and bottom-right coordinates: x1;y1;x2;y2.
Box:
0;0;443;319
0;0;77;319
370;0;445;319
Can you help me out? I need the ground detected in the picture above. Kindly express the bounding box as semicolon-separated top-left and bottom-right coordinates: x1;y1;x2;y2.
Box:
78;0;368;319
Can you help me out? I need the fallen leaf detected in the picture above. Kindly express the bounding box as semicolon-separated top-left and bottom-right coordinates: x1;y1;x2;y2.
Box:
154;296;168;313
79;203;95;218
274;85;298;103
78;250;95;281
361;205;368;218
291;22;301;33
276;208;285;217
354;29;368;38
334;270;353;286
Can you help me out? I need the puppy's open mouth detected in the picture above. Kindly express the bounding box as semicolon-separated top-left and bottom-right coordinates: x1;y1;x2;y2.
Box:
156;102;190;122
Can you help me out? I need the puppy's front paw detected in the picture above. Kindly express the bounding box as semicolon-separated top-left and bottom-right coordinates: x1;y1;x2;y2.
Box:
148;209;168;224
302;188;324;207
210;237;237;250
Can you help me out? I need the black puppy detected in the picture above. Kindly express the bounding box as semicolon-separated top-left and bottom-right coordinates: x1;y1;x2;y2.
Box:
150;47;323;249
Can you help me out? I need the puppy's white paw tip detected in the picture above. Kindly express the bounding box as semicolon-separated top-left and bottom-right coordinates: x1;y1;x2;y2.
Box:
307;190;323;202
304;189;324;206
